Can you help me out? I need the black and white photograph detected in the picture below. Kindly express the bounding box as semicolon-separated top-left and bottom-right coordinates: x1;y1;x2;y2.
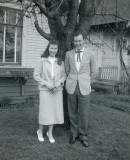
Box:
0;0;130;160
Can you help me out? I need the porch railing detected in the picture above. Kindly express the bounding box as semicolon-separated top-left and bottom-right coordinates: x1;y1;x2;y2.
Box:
97;67;119;81
96;66;130;82
94;67;130;94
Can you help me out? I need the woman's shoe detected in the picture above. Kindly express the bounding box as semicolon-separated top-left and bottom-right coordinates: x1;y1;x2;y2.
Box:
46;131;55;143
37;130;44;142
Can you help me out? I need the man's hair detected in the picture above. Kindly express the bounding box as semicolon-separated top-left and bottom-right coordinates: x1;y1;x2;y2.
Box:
74;30;84;39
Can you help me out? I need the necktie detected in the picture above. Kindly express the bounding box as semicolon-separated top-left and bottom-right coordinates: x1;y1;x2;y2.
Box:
75;50;81;62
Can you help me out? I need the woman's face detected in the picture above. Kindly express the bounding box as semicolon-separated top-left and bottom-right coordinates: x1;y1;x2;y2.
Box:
49;44;58;57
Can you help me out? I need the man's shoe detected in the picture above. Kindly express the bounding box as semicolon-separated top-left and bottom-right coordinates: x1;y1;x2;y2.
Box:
81;140;89;147
69;137;77;144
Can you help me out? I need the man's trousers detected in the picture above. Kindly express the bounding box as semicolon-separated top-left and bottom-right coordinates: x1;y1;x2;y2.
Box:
67;83;90;141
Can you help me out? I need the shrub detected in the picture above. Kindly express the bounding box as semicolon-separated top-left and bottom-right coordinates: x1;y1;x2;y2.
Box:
25;96;35;107
0;97;12;107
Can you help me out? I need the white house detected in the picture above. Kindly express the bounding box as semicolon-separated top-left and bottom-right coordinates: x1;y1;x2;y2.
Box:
0;1;49;102
88;0;130;93
0;0;130;103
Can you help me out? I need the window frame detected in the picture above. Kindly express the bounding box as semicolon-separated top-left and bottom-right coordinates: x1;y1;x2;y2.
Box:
0;6;23;66
114;38;128;52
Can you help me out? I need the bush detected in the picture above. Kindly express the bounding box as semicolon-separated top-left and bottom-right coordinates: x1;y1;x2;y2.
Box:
0;97;12;107
25;96;35;107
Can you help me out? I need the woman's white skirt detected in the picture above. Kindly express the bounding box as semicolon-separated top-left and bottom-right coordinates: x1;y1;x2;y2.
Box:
39;90;64;125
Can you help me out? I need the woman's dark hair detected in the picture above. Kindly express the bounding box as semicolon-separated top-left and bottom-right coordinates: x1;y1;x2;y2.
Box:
41;39;62;65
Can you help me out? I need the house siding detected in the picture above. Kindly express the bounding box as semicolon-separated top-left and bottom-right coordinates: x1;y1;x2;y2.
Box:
21;15;50;100
0;79;21;97
22;15;49;68
122;49;130;68
0;3;50;101
23;75;39;96
89;28;130;69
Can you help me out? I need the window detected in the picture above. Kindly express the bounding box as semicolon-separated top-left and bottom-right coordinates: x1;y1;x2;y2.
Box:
0;7;22;65
122;39;127;50
114;38;128;51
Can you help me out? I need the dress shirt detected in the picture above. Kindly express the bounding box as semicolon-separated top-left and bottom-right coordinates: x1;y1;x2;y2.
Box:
48;56;55;78
75;47;84;72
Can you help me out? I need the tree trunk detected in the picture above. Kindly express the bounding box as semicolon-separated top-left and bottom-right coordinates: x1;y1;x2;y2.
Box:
118;24;130;94
78;0;101;37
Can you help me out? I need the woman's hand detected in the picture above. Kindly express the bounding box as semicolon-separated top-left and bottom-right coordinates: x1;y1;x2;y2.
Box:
54;82;61;88
52;87;58;93
52;82;61;94
45;83;54;90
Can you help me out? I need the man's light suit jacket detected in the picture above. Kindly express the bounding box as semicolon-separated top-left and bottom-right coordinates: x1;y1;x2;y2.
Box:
65;47;97;95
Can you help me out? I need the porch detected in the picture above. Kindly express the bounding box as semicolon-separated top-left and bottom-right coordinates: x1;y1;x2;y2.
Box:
0;68;39;104
92;67;130;94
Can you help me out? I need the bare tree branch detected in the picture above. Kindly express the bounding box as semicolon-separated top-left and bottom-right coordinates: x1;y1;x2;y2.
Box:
53;12;65;35
47;0;65;35
119;29;130;82
101;14;119;36
33;0;52;18
32;8;52;40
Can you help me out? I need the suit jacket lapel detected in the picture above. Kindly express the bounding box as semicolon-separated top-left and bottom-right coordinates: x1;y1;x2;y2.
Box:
71;50;78;72
79;48;86;72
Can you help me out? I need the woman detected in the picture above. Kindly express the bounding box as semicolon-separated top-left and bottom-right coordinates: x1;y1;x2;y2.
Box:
33;40;66;143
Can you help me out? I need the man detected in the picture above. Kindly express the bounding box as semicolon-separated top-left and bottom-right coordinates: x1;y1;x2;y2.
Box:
65;30;97;147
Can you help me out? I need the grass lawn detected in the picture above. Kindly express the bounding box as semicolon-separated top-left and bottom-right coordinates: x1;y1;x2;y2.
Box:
0;92;130;160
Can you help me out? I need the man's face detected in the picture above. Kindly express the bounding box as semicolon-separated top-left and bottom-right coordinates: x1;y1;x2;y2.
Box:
74;34;84;50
